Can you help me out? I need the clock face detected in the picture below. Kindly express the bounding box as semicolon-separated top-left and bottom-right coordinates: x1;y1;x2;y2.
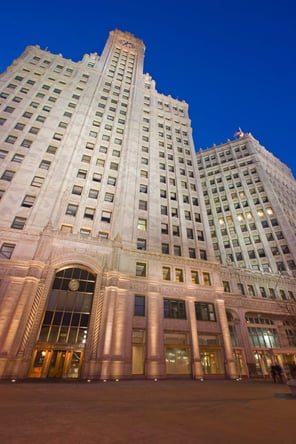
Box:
68;279;80;291
119;39;135;48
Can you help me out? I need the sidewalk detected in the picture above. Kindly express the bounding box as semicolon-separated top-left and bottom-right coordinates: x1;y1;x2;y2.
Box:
0;379;294;444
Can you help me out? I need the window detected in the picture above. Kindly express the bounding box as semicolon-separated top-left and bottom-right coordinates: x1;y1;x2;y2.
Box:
29;126;40;135
223;281;231;292
141;170;148;178
162;266;171;280
175;268;184;282
80;228;91;236
0;242;15;259
104;192;114;202
82;154;91;163
248;327;280;348
98;231;109;239
0;150;8;159
5;135;17;144
203;272;211;286
136;262;146;277
4;106;15;113
1;170;15;181
137;218;147;231
137;239;146;250
171;208;178;217
11;216;26;230
107;176;116;186
247;285;255;296
36;115;46;123
21;139;33;148
260;287;267;298
195;302;216;321
31;176;44;187
174;245;181;256
191;271;199;284
47;145;57;154
200;250;207;260
161;243;169;254
110;162;118;171
66;204;78;216
189;248;196;259
134;295;145;316
237;283;245;295
187;228;194;239
161;205;167;215
15;122;25;130
184;210;191;221
77;169;87;179
164;299;186;319
84;207;95;220
39;160;51;170
86;142;95;151
101;210;111;223
161;223;168;235
72;185;83;195
88;189;99;199
139;200;147;210
172;225;180;236
140;184;147;193
92;172;102;182
197;230;204;241
22;195;35;208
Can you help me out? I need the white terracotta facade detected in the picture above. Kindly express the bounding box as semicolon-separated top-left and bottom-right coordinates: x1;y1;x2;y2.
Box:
0;30;295;380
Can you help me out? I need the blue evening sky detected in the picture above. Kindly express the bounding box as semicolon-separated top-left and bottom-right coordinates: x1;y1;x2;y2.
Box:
1;1;296;177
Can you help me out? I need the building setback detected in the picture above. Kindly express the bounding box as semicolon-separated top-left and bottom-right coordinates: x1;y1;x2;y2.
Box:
0;30;295;380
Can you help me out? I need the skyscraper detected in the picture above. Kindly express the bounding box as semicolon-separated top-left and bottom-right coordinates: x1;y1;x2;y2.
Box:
0;30;295;380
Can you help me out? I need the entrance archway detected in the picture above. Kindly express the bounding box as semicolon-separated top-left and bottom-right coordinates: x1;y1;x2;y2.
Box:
29;266;96;379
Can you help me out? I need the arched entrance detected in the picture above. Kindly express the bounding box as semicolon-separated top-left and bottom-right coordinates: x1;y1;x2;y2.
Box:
29;266;96;379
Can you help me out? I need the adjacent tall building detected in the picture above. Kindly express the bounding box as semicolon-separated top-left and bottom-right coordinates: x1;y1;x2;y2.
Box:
0;30;295;380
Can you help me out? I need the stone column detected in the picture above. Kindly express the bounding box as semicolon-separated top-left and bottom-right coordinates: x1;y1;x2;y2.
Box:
187;299;204;379
100;287;117;379
111;289;130;378
216;298;238;379
146;292;165;379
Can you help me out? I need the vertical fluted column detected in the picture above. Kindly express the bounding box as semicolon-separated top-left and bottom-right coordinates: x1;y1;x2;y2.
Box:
0;278;39;355
187;299;204;379
216;298;238;379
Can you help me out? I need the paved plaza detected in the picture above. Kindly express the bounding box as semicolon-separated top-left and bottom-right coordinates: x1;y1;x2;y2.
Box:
0;378;294;444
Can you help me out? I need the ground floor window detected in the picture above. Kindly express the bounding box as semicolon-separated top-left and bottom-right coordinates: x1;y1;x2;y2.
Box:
199;334;223;375
200;351;223;375
164;332;190;374
248;327;280;348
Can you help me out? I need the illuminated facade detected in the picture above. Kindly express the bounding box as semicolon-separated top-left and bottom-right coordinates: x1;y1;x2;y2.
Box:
196;135;296;376
0;30;295;380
